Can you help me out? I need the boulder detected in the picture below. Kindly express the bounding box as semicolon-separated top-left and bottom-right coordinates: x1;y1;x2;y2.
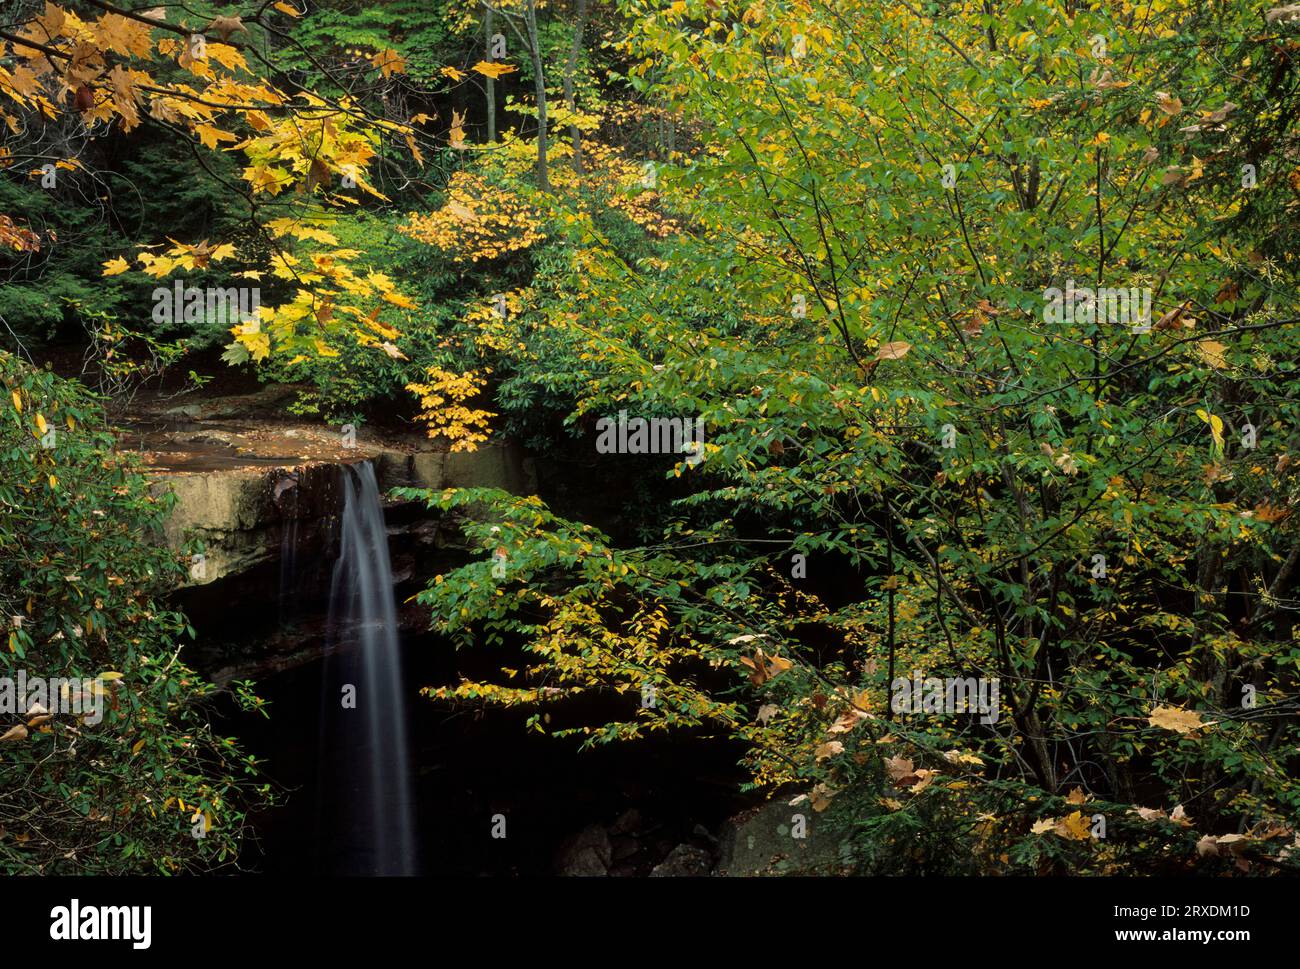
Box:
714;799;855;875
554;825;612;876
649;844;712;877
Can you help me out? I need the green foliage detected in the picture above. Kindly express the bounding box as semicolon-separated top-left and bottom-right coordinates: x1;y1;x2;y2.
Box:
0;353;271;873
400;0;1300;875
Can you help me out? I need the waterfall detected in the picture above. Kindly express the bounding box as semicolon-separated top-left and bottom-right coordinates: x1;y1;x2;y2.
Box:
319;461;418;875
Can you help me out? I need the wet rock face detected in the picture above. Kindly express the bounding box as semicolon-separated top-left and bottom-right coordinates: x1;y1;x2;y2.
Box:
116;384;537;587
112;384;537;680
152;444;536;587
154;462;341;585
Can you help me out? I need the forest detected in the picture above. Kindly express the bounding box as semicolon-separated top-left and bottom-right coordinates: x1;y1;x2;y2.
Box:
1;0;1299;881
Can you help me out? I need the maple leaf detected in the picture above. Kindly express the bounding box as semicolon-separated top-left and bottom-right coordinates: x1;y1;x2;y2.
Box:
809;782;835;811
448;108;467;148
195;123;237;150
1148;704;1204;734
404;133;424;168
101;256;130;276
1054;811;1091;840
206;15;246;43
472;61;518;79
738;648;792;685
884;755;917;784
814;740;844;761
371;49;406;77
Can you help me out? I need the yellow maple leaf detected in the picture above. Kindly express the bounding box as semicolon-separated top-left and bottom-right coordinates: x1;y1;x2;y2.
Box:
472;60;517;79
195;123;238;150
1055;811;1092;840
371;49;406;77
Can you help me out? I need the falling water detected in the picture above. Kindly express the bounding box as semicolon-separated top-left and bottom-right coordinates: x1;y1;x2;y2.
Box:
320;461;417;875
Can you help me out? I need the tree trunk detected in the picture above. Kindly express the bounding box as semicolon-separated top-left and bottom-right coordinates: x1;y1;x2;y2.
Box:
485;8;496;143
563;0;590;173
525;0;549;190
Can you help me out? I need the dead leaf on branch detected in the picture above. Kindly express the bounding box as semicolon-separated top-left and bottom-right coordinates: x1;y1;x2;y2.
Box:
1148;704;1206;735
874;341;911;361
814;740;844;761
205;15;246;43
738;648;792;686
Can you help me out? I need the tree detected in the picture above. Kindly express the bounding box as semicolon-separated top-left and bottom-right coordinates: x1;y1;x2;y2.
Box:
399;0;1300;874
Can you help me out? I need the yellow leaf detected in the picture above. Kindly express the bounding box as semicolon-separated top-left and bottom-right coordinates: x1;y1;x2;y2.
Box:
195;124;238;151
1054;811;1092;840
273;1;302;15
371;49;406;77
101;256;130;276
12;390;22;413
1198;340;1228;369
472;61;518;79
